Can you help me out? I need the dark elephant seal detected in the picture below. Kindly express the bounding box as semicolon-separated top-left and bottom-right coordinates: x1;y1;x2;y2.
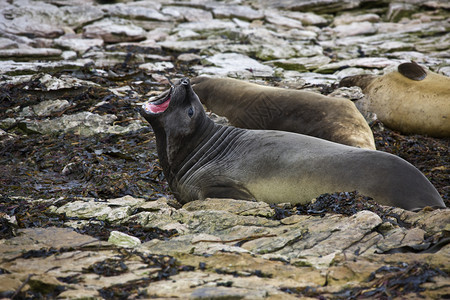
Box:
340;62;450;137
191;76;376;150
140;78;445;211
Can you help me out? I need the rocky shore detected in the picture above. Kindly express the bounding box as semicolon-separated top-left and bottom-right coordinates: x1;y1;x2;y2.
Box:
1;0;449;299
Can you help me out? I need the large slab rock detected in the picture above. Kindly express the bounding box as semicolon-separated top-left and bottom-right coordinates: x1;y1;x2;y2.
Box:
334;13;380;26
158;38;226;52
198;52;274;78
315;57;399;73
333;21;377;37
22;73;100;91
0;2;64;38
101;3;170;21
54;35;104;54
21;111;144;136
144;270;298;299
212;5;264;21
385;2;418;22
0;227;184;298
183;198;275;218
0;48;62;60
283;11;329;26
20;100;70;117
58;5;105;29
161;6;213;22
51;195;146;220
269;56;331;71
175;19;238;37
2;195;449;299
262;0;367;13
264;10;304;28
0;1;104;39
0;37;19;49
0;59;93;76
83;19;147;43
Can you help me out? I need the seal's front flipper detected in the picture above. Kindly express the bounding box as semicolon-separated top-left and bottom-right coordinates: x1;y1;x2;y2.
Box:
398;62;427;81
202;183;255;201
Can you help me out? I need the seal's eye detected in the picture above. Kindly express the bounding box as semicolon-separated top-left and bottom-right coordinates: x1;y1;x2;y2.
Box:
188;107;194;118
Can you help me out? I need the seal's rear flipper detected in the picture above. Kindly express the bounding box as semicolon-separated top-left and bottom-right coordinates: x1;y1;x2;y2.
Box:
398;62;427;81
339;74;376;90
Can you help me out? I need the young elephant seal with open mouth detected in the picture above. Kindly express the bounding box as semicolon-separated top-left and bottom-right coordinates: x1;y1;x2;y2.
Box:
140;78;445;211
340;62;450;137
191;76;376;150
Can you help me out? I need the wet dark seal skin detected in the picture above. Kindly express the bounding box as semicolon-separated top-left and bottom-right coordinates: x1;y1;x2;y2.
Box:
140;78;446;211
191;76;376;150
340;62;450;137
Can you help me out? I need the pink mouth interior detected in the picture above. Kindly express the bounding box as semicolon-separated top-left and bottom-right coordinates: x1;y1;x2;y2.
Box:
144;97;171;114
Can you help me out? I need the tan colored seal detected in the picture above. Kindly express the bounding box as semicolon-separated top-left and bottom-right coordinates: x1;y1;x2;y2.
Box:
340;62;450;137
192;76;376;149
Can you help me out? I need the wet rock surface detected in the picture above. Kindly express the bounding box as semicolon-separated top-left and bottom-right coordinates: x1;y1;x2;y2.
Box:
0;0;449;298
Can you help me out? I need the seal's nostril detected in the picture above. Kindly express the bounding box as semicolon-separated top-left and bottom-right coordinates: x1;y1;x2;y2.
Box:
181;78;190;86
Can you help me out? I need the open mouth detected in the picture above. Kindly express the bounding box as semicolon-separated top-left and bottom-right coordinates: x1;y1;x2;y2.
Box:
143;86;173;114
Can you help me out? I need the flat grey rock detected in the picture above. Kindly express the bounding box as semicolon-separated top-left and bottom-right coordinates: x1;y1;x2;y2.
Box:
0;48;62;59
315;57;399;73
158;39;226;52
83;19;147;43
102;3;170;21
22;111;144;136
0;59;93;76
265;10;304;28
333;21;378;37
161;6;213;22
199;53;274;78
0;37;18;49
54;35;104;54
269;56;331;71
212;5;264;20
